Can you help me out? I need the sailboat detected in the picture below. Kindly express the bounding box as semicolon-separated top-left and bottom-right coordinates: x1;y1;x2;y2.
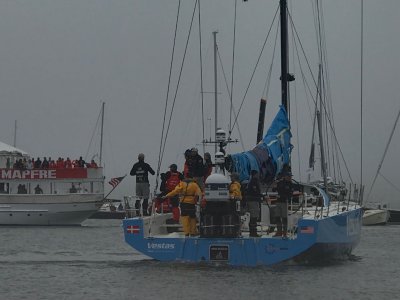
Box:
122;0;362;266
364;108;400;225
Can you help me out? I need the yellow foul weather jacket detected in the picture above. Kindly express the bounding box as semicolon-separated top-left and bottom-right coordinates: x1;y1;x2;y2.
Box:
229;181;242;200
165;179;202;204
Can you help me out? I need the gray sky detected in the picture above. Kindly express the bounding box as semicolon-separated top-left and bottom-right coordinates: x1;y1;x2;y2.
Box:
0;1;399;207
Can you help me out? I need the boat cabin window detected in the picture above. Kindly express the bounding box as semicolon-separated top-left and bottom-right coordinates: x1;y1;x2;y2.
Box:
0;182;9;194
205;183;229;190
7;182;29;194
52;181;103;194
2;180;102;194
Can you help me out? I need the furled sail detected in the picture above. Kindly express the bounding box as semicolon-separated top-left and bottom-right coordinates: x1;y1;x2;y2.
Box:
226;105;292;182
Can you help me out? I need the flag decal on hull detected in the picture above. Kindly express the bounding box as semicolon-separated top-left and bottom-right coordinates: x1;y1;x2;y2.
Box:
300;226;314;234
127;225;140;234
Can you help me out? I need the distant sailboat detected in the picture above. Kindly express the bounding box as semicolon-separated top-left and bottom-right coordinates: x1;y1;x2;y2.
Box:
365;108;400;225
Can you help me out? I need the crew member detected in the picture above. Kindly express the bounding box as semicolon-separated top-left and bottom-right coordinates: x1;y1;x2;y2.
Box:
274;164;292;237
229;173;242;200
130;153;155;216
187;148;204;191
164;164;183;222
244;170;262;237
183;149;191;178
163;173;202;236
203;152;213;181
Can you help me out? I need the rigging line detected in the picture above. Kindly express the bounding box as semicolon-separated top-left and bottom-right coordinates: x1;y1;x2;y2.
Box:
308;65;320;171
378;172;400;194
292;38;318;173
160;0;199;168
292;32;315;121
289;1;301;181
287;11;319;104
292;34;324;183
314;95;354;183
291;6;331;146
315;2;332;177
229;0;238;134
321;67;336;180
316;1;323;73
176;34;213;156
311;0;318;41
366;108;400;201
291;21;316;121
216;47;245;151
156;0;181;189
315;0;331;176
198;0;205;153
316;65;325;179
228;5;280;139
261;19;279;100
319;3;338;181
361;0;364;189
320;66;332;177
296;61;349;186
84;104;102;161
288;10;353;183
312;0;339;181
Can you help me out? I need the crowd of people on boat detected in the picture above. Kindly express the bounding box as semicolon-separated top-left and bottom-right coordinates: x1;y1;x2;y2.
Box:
6;156;99;170
128;148;295;238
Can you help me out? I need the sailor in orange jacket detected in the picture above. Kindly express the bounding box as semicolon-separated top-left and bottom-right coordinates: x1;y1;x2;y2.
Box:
163;173;202;236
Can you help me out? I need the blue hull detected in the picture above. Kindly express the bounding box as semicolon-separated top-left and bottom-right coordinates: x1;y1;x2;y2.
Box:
123;208;362;267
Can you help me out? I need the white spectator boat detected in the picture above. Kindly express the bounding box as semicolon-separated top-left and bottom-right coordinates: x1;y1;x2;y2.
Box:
0;141;104;225
362;208;389;226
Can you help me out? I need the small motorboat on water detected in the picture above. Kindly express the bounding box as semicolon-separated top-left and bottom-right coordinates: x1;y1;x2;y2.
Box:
362;208;389;226
89;199;130;220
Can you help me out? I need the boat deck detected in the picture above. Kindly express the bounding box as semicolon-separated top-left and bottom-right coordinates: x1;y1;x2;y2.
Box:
139;200;359;240
150;229;296;239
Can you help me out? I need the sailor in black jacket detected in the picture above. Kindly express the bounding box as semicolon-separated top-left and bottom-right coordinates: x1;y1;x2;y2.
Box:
130;153;155;216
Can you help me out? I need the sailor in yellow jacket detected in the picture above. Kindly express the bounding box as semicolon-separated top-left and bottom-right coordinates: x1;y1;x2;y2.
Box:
163;174;202;236
229;173;242;200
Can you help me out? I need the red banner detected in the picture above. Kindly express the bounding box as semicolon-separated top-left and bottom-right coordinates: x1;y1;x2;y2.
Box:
0;168;88;180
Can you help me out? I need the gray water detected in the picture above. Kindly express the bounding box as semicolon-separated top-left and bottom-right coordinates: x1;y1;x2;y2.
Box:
0;219;399;300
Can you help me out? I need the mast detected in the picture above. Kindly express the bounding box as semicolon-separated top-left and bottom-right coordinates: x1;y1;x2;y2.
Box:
317;110;328;190
13;120;17;147
99;102;105;167
280;0;289;112
213;31;218;154
256;99;267;144
317;64;328;184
